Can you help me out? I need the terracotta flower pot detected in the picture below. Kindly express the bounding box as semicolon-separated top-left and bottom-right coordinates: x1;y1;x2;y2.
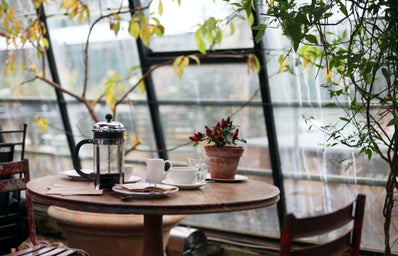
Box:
204;146;244;179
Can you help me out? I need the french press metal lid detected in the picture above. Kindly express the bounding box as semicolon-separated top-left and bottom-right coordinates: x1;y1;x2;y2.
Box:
92;114;125;139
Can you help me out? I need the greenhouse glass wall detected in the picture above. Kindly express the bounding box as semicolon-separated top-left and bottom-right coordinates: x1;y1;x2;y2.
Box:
0;0;394;254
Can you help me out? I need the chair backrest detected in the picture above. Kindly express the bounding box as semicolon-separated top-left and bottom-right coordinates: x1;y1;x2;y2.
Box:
0;124;28;218
0;160;89;255
0;159;30;254
0;159;30;193
0;124;27;162
279;194;366;256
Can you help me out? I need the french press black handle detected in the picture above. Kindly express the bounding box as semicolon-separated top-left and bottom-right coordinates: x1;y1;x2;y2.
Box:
72;139;96;180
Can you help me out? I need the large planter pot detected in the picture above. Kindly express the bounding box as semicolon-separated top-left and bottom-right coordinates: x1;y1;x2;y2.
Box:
47;206;185;256
204;146;244;179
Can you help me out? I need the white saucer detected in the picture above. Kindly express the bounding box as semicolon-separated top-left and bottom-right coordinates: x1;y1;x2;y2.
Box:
206;174;248;182
161;179;206;190
62;170;93;181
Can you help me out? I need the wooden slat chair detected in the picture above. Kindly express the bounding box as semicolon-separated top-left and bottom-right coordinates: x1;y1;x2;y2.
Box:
0;124;28;254
0;160;89;256
279;194;366;256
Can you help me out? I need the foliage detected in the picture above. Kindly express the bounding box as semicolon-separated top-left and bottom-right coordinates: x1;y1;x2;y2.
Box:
189;117;246;147
236;0;397;254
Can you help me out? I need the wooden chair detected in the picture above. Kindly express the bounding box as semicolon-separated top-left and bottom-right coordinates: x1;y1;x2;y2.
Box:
279;194;366;256
0;124;28;254
0;159;89;256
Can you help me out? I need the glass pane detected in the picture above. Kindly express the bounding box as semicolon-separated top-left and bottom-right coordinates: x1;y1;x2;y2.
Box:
152;64;261;100
146;0;253;51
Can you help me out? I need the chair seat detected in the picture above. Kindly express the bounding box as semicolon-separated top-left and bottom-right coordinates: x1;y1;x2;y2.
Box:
3;244;88;256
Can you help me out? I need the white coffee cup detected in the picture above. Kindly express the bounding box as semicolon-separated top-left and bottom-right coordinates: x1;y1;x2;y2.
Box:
168;166;197;184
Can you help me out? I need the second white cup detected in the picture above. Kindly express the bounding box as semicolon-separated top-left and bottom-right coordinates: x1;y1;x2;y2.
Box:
168;166;198;184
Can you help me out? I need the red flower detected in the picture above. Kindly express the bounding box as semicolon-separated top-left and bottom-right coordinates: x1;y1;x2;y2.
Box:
189;132;204;142
215;122;221;131
221;118;228;128
205;126;212;137
189;117;246;147
232;129;239;140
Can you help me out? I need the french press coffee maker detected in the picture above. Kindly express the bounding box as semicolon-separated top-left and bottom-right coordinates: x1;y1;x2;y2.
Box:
73;114;126;190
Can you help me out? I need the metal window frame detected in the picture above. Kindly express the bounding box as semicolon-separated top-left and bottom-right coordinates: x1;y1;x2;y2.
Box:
39;0;287;230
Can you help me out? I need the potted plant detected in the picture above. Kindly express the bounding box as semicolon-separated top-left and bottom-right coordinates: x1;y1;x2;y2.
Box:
189;117;246;179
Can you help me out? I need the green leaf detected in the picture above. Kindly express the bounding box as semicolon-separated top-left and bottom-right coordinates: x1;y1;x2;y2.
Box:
305;34;318;44
195;30;206;54
387;117;397;127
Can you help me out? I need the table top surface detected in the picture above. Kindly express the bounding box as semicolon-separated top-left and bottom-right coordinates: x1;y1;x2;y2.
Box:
27;174;280;215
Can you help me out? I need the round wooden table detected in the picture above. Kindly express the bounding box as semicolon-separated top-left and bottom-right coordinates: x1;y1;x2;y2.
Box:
27;175;280;256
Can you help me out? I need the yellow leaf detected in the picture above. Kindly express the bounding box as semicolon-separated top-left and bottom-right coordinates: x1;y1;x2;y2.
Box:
188;55;200;65
105;87;118;110
77;9;83;23
3;62;9;76
158;0;163;16
32;0;42;9
172;56;184;76
36;70;43;78
181;56;189;66
13;19;22;34
61;0;77;9
35;116;48;132
138;79;146;92
303;52;311;69
278;58;287;73
3;15;9;31
324;66;333;83
41;37;49;49
83;6;90;21
154;25;164;37
230;23;235;35
8;51;15;63
29;64;36;71
172;56;189;79
139;15;150;45
247;54;260;74
129;134;142;150
129;17;140;38
149;25;155;35
6;6;14;20
247;12;254;27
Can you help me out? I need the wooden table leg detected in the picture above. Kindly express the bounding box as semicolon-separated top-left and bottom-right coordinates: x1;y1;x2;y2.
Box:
143;215;164;256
